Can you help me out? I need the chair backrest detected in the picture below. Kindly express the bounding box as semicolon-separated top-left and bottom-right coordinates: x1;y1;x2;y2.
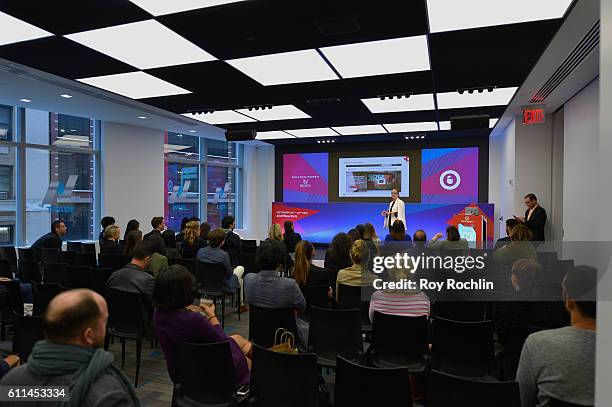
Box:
439;248;465;258
43;262;67;284
42;248;63;264
430;317;495;377
12;314;44;362
337;283;366;309
0;247;17;275
335;355;412;407
76;252;97;268
0;279;24;316
18;259;42;283
0;259;13;279
431;301;486;322
371;312;428;361
301;285;331;311
175;341;236;405
17;247;34;262
98;254;128;271
174;257;198;278
66;265;93;289
32;283;64;316
248;305;297;348
239;252;259;275
106;288;147;335
549;398;593;407
308;307;362;362
80;242;97;254
67;241;82;253
427;370;520;407
91;268;113;297
61;250;77;266
251;344;319;407
197;262;227;294
241;239;257;247
242;245;257;254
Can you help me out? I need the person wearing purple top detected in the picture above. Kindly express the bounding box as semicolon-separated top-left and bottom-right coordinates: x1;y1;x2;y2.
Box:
153;265;251;386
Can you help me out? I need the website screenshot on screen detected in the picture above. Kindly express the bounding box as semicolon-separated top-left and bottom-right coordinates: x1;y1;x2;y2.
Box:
338;156;409;198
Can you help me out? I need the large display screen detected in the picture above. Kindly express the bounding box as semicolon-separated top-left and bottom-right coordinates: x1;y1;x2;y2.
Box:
421;147;479;203
338;156;410;198
282;153;328;202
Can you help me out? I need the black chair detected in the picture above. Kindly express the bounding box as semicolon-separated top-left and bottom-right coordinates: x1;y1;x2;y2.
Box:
337;283;373;334
61;250;77;266
42;248;63;264
17;247;34;262
308;307;362;368
248;306;297;348
12;314;44;362
174;257;198;278
0;280;24;340
499;324;553;380
104;289;149;387
67;241;82;252
91;268;113;296
80;242;97;254
439;248;466;258
249;344;319;407
98;254;128;271
326;268;339;296
76;252;97;268
0;259;13;279
239;252;259;275
335;355;412;407
66;265;93;289
18;260;42;283
43;262;67;284
242;245;257;254
427;370;519;407
549;398;593;407
432;300;487;322
198;261;240;327
0;247;17;276
301;285;331;312
430;317;496;378
173;341;239;407
241;239;257;247
32;283;64;316
366;313;428;372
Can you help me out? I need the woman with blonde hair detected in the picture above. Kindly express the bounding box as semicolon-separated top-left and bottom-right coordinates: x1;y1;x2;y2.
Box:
180;220;207;258
268;223;283;241
336;239;375;299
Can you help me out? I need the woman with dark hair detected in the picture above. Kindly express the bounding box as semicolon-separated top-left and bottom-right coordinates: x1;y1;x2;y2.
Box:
122;230;143;258
494;224;537;266
429;225;469;255
153;265;251;386
347;228;361;242
180;221;207;258
324;232;353;272
162;229;181;258
124;219;140;241
175;217;190;244
199;222;211;245
283;221;302;253
293;240;330;289
384;219;412;243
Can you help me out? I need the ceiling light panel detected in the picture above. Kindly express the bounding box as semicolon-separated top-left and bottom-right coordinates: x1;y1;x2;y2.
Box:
439;121;451;130
0;11;52;46
66;20;216;69
128;0;247;16
256;131;296;140
427;0;573;33
362;93;435;113
227;49;339;86
285;128;338;138
78;71;191;99
437;87;517;109
384;122;438;132
489;118;498;128
236;105;310;121
331;124;387;135
183;110;255;124
320;36;430;78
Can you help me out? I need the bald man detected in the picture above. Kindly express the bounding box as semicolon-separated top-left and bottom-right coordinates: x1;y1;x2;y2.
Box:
1;289;139;406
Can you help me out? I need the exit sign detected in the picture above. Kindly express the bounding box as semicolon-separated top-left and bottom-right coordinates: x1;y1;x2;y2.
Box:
522;107;545;124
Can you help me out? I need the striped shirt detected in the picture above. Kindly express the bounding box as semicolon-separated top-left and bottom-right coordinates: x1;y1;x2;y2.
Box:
368;290;430;322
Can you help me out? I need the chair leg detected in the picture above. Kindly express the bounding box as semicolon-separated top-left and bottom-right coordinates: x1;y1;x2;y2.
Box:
121;338;126;367
221;296;225;328
135;337;142;388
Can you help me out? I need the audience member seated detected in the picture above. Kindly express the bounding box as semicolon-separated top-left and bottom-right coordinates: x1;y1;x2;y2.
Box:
324;232;353;272
384;219;412;243
293;240;331;289
495;218;521;250
428;225;469;255
363;222;381;243
0;289;139;405
517;266;596;407
336;239;376;299
175;217;190;245
153;265;251;386
220;216;241;269
100;225;123;255
283;220;302;253
369;266;430;322
244;240;306;311
162;229;181;258
123;219;140;241
266;223;291;273
197;229;246;311
355;224;366;239
412;230;428;248
494;224;537;266
107;241;155;306
143;216;167;256
99;216;115;243
199;222;211;245
362;222;381;273
122;230;142;258
31;220;67;261
180;221;207;259
347;228;362;242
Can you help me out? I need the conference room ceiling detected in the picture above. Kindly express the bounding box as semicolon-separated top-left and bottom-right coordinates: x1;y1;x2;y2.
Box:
0;0;573;143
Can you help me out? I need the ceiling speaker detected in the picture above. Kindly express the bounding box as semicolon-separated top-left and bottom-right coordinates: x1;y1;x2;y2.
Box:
450;115;489;130
225;129;256;141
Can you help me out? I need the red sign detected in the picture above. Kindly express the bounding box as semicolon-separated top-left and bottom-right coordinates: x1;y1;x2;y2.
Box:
522;108;545;124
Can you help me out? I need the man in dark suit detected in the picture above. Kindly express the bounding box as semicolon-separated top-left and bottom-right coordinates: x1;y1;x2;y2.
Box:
143;216;167;256
220;215;241;269
515;193;547;242
31;220;67;260
495;218;521;250
107;241;155;312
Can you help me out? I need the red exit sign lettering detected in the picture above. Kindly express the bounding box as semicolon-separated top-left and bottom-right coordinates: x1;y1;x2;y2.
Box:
522;108;545;124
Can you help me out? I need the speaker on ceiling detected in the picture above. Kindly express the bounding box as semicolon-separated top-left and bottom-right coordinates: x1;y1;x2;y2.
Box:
450;115;489;130
225;129;256;141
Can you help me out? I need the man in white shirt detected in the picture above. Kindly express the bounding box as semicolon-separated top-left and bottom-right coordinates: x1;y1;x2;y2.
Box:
381;188;406;229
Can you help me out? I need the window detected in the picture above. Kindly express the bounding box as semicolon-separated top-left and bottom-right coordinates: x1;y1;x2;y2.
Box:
207;166;236;229
0;105;11;142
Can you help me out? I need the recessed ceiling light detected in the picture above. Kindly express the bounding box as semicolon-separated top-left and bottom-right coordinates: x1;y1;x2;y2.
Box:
331;124;387;135
285;128;338;138
66;20;216;69
410;136;415;139
362;94;435;113
384;122;438;133
236;105;310;121
255;131;296;140
60;94;73;98
421;135;425;139
320;36;430;78
183;110;255;125
0;11;52;46
138;116;147;119
227;49;339;86
427;0;573;33
189;130;196;133
78;71;191;99
20;98;31;103
128;0;247;16
489;118;499;128
437;87;517;109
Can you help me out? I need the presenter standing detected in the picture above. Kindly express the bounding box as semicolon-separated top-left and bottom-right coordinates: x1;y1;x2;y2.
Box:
381;189;406;229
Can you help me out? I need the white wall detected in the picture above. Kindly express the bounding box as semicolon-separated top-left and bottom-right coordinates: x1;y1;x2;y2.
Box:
101;122;164;234
489;119;516;239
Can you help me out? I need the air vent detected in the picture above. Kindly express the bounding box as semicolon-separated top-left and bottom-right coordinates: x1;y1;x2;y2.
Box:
529;21;599;103
314;16;361;36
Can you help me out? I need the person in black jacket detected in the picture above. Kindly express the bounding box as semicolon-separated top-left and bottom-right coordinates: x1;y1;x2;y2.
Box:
99;225;123;255
143;216;167;256
283;221;302;254
293;240;330;288
515;193;547;242
31;220;67;260
175;217;190;245
220;216;241;269
98;216;115;242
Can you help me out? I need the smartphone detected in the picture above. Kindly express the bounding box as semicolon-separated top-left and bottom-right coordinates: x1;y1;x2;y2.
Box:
236;385;249;396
